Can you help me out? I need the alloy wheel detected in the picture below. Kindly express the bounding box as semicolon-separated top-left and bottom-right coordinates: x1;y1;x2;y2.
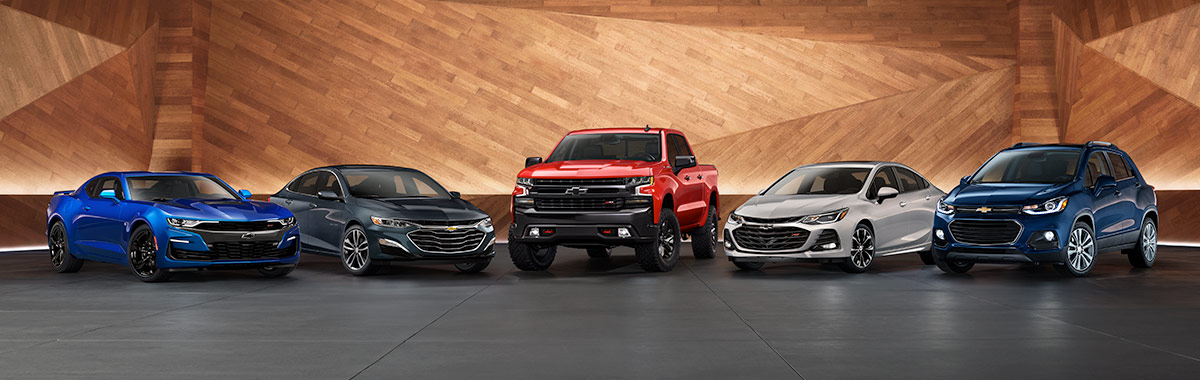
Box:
850;227;874;269
130;231;158;277
659;220;676;259
1142;223;1158;263
708;212;718;248
1067;227;1096;273
342;229;369;271
49;227;66;268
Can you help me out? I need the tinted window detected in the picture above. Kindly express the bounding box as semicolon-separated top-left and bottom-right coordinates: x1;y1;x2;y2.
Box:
868;168;899;198
666;135;680;169
669;134;692;156
1084;152;1112;188
1107;152;1133;180
316;172;343;197
343;169;449;199
893;167;926;193
290;173;320;195
973;149;1082;184
765;167;869;195
127;176;238;201
546;133;661;162
85;177;123;199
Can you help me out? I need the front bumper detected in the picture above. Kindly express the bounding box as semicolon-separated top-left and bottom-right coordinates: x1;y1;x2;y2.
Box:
932;212;1068;264
723;219;852;262
367;224;497;262
511;207;658;245
159;225;302;269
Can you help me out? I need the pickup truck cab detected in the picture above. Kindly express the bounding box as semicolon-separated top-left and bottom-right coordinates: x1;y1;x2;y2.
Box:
510;127;720;272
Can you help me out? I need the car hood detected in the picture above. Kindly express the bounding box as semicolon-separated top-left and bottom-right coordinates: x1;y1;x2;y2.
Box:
357;197;488;222
153;199;291;220
945;183;1069;206
735;194;858;219
518;160;658;178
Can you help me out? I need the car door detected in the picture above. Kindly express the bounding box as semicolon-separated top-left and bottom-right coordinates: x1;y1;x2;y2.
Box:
1104;151;1141;244
667;133;705;229
891;167;936;252
865;166;905;252
1083;151;1122;244
275;172;324;251
73;177;128;260
308;171;351;252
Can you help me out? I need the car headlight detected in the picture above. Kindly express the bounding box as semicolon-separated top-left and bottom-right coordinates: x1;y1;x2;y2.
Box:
476;217;494;232
937;199;956;215
272;216;295;226
800;208;848;225
625;176;653;187
728;213;744;225
1022;196;1068;215
516;177;533;187
371;216;413;229
166;218;204;228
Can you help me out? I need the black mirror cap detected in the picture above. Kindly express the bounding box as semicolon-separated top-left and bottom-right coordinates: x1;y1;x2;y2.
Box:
674;155;697;169
316;190;342;200
960;175;972;185
1096;175;1118;190
449;191;461;199
525;157;543;168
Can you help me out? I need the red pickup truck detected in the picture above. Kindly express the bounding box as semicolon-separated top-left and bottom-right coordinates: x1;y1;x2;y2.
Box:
509;127;720;272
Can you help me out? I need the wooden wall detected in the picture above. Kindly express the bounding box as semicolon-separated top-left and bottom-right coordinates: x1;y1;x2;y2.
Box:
1054;0;1200;42
0;0;155;46
147;1;212;171
0;195;52;249
1087;4;1200;107
1012;0;1061;143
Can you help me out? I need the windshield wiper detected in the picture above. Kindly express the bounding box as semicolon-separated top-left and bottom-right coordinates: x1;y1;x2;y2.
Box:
150;197;173;202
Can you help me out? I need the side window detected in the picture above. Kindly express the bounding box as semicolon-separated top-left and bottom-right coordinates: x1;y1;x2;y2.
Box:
1107;152;1133;180
665;135;680;169
1083;152;1112;188
670;134;693;156
893;167;925;193
290;173;320;195
867;168;898;199
316;172;343;197
86;177;123;199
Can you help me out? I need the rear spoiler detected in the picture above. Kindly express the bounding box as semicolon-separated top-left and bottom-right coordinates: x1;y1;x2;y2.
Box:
53;190;73;196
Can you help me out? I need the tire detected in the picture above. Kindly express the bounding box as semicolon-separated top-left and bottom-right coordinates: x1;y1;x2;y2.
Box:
508;229;557;271
1125;218;1157;268
455;259;491;273
934;250;974;274
839;224;876;273
733;261;764;271
128;225;172;283
258;265;295;278
1055;222;1097;277
341;225;381;276
918;249;936;265
48;222;83;273
691;205;719;259
586;247;612;258
635;209;681;272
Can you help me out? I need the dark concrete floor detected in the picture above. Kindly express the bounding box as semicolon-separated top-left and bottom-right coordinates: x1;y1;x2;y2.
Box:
2;245;1200;379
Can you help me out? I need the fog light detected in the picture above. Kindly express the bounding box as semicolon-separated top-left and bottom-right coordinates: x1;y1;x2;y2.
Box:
617;228;631;238
1043;231;1055;241
821;243;837;250
935;229;945;240
529;228;540;237
724;240;733;249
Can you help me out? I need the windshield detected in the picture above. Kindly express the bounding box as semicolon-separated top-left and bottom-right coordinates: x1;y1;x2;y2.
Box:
972;149;1082;184
342;169;450;199
764;167;870;195
127;176;240;201
546;133;661;162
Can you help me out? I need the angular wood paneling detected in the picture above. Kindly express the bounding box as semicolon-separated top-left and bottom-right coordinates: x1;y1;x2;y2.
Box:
0;0;155;46
442;0;1017;58
148;1;198;171
203;0;1011;194
1088;4;1200;108
1054;15;1084;132
1054;0;1200;42
693;67;1016;194
0;195;51;249
0;6;124;118
1064;48;1200;190
1157;191;1200;244
1013;0;1060;143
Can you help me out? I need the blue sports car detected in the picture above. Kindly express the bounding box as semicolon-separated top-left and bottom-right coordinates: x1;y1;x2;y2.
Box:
46;172;301;282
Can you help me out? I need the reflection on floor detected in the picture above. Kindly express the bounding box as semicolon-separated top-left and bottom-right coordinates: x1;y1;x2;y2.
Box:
1;245;1200;378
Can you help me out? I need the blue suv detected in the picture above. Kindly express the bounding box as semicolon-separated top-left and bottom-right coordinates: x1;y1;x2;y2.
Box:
933;142;1158;276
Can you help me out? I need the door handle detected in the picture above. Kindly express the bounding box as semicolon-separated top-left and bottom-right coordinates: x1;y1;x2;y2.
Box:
684;175;691;180
697;174;703;180
1115;190;1122;196
925;195;931;201
83;206;91;211
899;202;907;207
308;203;317;209
285;199;293;205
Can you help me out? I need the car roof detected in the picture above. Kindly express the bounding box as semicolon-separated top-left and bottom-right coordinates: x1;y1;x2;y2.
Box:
794;161;904;169
566;127;683;135
311;165;422;172
97;171;215;177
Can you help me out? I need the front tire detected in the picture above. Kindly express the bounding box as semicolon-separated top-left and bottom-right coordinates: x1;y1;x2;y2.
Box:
918;249;936;265
635;209;681;272
455;259;491;273
733;261;764;271
128;225;172;283
586;247;612;258
934;251;974;274
341;225;381;276
508;229;557;271
1055;222;1097;277
839;224;875;273
48;222;83;273
1125;219;1157;268
691;206;719;259
258;265;295;278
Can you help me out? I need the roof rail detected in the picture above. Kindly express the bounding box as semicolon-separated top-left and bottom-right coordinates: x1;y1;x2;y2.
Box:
1086;141;1116;148
1009;142;1041;149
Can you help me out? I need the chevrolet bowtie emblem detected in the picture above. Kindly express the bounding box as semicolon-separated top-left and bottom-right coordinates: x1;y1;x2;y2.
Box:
977;207;992;213
446;226;458;231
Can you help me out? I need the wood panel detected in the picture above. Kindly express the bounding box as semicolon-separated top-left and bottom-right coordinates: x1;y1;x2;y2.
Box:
442;0;1017;58
148;1;197;171
693;67;1015;194
1063;48;1200;190
0;0;155;46
0;6;124;118
1013;0;1061;143
203;0;1010;194
1053;15;1084;131
192;0;212;171
0;195;51;249
1054;0;1200;42
0;43;154;194
1088;4;1200;108
1157;191;1200;244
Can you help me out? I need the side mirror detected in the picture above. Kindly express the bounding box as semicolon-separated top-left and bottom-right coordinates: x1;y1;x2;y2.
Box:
238;189;253;199
674;155;697;170
316;190;342;201
525;157;543;168
98;189;119;201
876;187;899;203
449;191;461;199
960;175;971;185
757;188;768;196
1095;175;1117;194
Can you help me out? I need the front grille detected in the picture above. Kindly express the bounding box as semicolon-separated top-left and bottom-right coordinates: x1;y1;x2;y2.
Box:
733;226;811;251
409;219;486;227
190;220;285;232
408;228;486;253
948;219;1022;245
535;197;624;210
955;206;1022;215
171;241;295;261
532;178;626;186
